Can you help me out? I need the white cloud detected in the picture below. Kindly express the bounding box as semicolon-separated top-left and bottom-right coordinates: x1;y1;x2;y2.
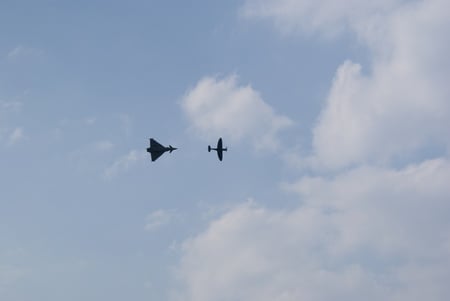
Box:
241;0;406;38
173;159;450;301
171;2;450;300
243;0;450;170
241;0;407;37
145;210;176;232
284;158;450;256
181;75;293;151
103;149;146;179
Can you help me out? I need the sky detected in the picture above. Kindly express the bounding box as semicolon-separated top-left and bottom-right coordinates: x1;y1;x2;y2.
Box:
1;0;450;300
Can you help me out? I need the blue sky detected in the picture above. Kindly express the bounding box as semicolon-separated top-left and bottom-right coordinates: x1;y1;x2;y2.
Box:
1;1;450;300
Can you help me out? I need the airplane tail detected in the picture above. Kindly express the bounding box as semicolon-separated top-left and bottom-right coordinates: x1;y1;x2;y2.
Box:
208;145;211;152
169;145;174;153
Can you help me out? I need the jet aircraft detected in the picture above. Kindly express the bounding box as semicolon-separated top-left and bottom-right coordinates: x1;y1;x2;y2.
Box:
147;138;177;161
208;137;227;161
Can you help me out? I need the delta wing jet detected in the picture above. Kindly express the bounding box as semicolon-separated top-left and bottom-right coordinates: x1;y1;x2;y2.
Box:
146;138;177;161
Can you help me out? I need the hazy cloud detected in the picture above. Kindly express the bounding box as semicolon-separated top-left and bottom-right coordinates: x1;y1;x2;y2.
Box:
7;127;24;145
7;45;43;61
0;100;24;146
181;75;293;151
84;117;96;126
103;149;146;179
0;264;28;294
145;210;176;232
93;140;114;152
0;100;22;112
119;114;133;136
68;140;114;158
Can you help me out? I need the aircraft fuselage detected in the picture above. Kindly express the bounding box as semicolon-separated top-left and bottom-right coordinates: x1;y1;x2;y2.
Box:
208;137;227;161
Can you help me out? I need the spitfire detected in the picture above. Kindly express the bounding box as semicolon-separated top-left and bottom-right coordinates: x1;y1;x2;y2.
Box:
208;137;227;161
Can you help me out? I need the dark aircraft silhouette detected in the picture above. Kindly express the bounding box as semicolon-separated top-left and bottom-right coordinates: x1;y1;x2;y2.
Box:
208;137;227;161
147;138;177;161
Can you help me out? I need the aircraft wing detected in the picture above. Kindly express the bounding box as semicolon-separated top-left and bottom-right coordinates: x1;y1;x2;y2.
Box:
151;151;165;161
217;150;223;161
150;138;164;149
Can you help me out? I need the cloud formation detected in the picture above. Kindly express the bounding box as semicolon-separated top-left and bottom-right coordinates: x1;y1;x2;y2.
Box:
244;0;450;169
181;76;293;151
174;159;450;301
172;1;450;300
241;0;406;38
